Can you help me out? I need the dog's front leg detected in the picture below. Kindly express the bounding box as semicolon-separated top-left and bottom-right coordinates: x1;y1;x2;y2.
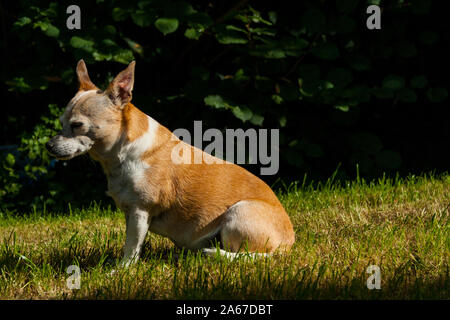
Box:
119;208;149;268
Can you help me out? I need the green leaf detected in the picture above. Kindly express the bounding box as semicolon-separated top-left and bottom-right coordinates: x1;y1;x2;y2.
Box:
6;153;15;167
185;28;202;40
124;37;144;56
261;48;286;59
232;106;253;122
113;49;134;64
250;27;276;37
382;75;405;90
131;9;156;27
323;81;334;90
281;37;309;57
248;6;272;25
216;35;248;44
250;114;264;126
335;105;349;112
70;36;94;49
104;25;117;35
226;25;247;34
427;88;448;103
204;95;227;109
34;21;49;32
14;17;32;27
155;18;179;35
112;7;128;21
93;52;112;62
102;39;116;47
215;26;248;44
271;94;283;105
44;24;59;38
234;68;248;84
5;77;31;93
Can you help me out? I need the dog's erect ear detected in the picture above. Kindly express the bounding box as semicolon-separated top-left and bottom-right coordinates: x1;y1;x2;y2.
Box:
106;61;136;108
76;60;97;91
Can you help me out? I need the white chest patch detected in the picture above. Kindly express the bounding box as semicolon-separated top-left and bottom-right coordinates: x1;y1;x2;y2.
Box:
107;116;159;207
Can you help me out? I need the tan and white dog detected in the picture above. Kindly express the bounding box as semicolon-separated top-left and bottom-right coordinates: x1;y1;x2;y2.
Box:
46;60;295;267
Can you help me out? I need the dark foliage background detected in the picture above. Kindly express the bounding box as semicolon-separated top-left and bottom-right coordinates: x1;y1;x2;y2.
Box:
0;0;448;212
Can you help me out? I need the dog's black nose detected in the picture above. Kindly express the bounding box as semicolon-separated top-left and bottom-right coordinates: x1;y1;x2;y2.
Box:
46;140;54;151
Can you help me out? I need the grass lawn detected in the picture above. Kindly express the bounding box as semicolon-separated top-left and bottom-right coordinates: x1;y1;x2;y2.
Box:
0;174;448;299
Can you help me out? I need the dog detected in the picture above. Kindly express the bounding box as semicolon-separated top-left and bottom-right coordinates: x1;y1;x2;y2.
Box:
46;60;295;267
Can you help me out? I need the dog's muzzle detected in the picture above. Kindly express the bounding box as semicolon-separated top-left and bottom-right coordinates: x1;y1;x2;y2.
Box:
45;135;93;160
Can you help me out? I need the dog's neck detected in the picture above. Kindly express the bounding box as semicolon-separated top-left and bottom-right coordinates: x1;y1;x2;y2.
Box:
89;103;167;178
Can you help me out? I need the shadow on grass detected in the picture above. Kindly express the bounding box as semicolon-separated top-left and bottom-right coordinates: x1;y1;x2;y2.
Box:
1;240;448;300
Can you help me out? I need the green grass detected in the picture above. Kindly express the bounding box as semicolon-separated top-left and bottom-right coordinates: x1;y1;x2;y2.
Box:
0;173;448;299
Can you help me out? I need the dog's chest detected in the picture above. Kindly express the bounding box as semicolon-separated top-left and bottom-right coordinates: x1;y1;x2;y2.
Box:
106;159;150;208
105;116;160;209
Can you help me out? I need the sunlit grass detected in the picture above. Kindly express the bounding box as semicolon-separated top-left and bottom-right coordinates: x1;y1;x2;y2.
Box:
0;173;448;299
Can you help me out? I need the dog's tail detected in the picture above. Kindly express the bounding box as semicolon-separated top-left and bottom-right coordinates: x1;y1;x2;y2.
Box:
202;248;270;260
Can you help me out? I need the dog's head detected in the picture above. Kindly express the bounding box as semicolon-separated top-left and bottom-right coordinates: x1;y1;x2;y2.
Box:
46;60;135;160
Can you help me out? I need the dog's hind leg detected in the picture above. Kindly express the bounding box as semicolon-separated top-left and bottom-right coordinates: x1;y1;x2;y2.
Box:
202;199;294;259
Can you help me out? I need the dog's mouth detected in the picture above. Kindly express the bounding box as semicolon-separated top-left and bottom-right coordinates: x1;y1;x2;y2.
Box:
51;153;76;160
47;147;91;161
51;148;91;160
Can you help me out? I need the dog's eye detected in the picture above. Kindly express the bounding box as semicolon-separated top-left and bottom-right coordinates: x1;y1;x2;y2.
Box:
70;122;83;130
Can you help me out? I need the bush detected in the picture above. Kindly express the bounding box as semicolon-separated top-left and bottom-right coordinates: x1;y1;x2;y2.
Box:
1;0;449;211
